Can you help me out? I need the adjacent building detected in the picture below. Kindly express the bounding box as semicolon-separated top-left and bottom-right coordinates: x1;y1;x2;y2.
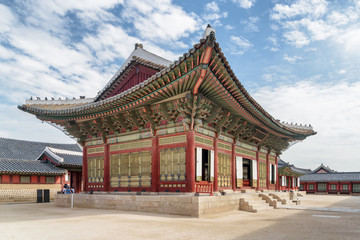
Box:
18;25;315;194
300;164;360;195
0;137;82;201
277;159;311;191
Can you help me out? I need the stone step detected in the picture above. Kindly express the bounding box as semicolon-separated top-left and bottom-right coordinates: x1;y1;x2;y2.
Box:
239;194;274;213
240;189;257;193
240;197;264;202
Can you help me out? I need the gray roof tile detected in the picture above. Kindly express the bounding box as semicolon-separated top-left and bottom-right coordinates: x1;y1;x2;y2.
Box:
0;158;66;175
0;137;81;160
278;159;312;174
42;147;82;167
300;172;360;182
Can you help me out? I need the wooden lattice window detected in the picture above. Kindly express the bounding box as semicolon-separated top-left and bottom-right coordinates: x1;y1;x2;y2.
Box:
259;162;267;188
110;151;152;188
87;156;104;183
46;176;55;183
317;183;326;191
217;153;231;188
160;147;186;181
330;184;337;190
20;176;30;183
353;184;360;192
308;184;314;190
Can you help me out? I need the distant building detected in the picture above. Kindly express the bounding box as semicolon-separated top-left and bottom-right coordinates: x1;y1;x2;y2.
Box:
300;164;360;195
0;137;82;201
277;159;311;191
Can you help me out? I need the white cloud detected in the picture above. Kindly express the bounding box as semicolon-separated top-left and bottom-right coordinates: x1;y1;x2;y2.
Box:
205;2;219;12
336;27;360;54
271;0;360;49
267;36;278;46
203;12;228;23
122;0;200;43
230;35;253;55
231;35;253;49
0;45;15;59
232;0;256;9
252;80;360;171
338;69;346;74
203;1;227;27
283;30;310;47
225;24;235;30
283;54;302;63
265;36;280;52
271;0;328;20
242;16;260;32
0;4;17;32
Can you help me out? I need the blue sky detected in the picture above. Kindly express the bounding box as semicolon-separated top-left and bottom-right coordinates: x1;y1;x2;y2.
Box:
0;0;359;171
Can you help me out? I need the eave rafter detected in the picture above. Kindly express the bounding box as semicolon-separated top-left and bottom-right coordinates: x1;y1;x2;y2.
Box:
113;113;130;131
103;116;121;133
177;93;212;129
215;110;231;134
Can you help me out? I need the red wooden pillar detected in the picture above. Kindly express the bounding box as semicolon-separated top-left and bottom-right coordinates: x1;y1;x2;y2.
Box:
232;142;236;191
256;148;260;190
83;146;88;192
151;135;159;192
186;131;196;193
104;142;110;192
275;156;279;191
213;137;219;192
266;152;269;189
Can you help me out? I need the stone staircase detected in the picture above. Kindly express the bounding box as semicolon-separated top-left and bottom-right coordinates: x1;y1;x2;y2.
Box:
269;191;305;206
239;193;275;213
269;192;288;205
238;191;306;213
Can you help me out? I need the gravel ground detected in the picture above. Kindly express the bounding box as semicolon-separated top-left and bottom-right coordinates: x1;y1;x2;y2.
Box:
1;195;359;240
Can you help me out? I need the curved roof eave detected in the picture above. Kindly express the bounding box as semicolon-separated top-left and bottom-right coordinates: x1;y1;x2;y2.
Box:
18;35;315;138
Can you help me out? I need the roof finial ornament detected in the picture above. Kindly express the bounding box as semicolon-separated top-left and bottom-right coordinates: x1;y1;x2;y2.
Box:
135;43;143;50
202;24;216;40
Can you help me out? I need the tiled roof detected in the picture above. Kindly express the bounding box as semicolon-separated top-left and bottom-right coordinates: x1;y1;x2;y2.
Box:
95;45;172;101
300;172;360;182
0;158;66;175
41;147;82;167
18;26;316;140
310;163;335;174
0;137;81;161
278;159;312;175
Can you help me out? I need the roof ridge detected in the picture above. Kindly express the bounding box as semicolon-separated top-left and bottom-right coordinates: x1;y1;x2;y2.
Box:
137;47;172;64
0;136;76;146
47;147;82;155
0;158;37;161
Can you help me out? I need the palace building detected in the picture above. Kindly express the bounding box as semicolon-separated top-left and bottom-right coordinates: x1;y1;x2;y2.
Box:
19;25;315;195
277;159;311;191
300;164;360;195
0;137;82;201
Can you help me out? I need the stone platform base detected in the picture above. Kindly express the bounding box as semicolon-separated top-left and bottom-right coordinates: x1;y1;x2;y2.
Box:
55;193;245;217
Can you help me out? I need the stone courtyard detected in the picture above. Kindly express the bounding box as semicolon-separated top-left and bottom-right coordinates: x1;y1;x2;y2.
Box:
1;195;360;240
